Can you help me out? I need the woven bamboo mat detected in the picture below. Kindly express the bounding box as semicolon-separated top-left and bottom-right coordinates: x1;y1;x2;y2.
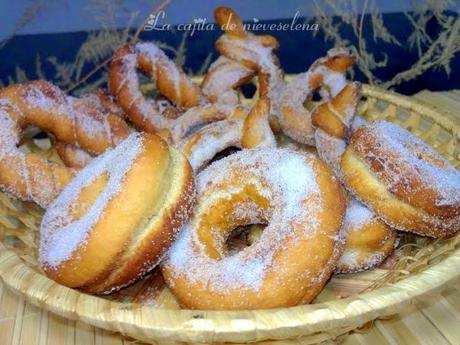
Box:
0;89;459;345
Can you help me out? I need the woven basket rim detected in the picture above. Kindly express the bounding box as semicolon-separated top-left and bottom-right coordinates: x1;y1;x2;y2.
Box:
0;84;459;344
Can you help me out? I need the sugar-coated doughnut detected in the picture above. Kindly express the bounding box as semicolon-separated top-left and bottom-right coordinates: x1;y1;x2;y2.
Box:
312;82;397;272
162;148;346;309
342;120;460;237
39;133;195;293
336;199;397;273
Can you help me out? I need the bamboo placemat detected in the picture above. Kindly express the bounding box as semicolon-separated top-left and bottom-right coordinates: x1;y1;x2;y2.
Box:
0;89;459;345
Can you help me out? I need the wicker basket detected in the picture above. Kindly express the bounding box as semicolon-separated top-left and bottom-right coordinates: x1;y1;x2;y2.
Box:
0;84;459;344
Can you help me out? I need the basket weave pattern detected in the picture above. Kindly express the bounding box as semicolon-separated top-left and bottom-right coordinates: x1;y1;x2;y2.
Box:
0;84;459;344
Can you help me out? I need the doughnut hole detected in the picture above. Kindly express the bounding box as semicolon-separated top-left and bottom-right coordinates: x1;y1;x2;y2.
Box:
195;183;270;260
226;224;266;255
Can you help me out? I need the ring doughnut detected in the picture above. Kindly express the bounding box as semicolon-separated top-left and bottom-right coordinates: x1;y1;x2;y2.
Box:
312;83;397;272
342;120;460;237
39;133;195;293
162;148;346;309
336;199;397;273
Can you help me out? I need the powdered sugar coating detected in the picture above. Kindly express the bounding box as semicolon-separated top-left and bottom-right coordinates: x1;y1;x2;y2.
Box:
164;148;324;293
39;133;143;268
22;84;117;149
344;199;375;230
366;120;460;207
217;34;284;112
178;120;243;171
202;56;254;105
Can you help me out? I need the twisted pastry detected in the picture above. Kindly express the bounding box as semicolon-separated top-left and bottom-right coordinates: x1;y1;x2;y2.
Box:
109;42;203;133
278;48;355;145
55;89;129;168
109;41;253;145
201;56;255;105
214;7;284;111
177;99;275;171
312;83;397;272
0;81;130;207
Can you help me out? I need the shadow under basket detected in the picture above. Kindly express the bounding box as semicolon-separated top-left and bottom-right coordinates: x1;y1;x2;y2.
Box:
0;83;459;344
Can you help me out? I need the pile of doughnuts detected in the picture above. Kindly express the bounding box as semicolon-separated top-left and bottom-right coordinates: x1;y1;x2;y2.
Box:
0;7;459;310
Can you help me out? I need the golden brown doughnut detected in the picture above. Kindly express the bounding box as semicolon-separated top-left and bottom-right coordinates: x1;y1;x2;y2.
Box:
336;199;397;273
39;133;195;294
162;148;346;310
342;120;460;237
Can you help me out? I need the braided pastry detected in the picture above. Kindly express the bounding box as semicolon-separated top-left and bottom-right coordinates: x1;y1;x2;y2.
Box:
214;7;284;111
278;48;355;145
109;42;203;133
55;89;129;168
177;99;275;171
0;81;129;207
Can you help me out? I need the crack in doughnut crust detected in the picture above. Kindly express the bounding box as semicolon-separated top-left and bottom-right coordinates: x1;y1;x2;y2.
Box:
0;81;130;207
342;120;460;237
162;148;346;310
39;133;195;294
